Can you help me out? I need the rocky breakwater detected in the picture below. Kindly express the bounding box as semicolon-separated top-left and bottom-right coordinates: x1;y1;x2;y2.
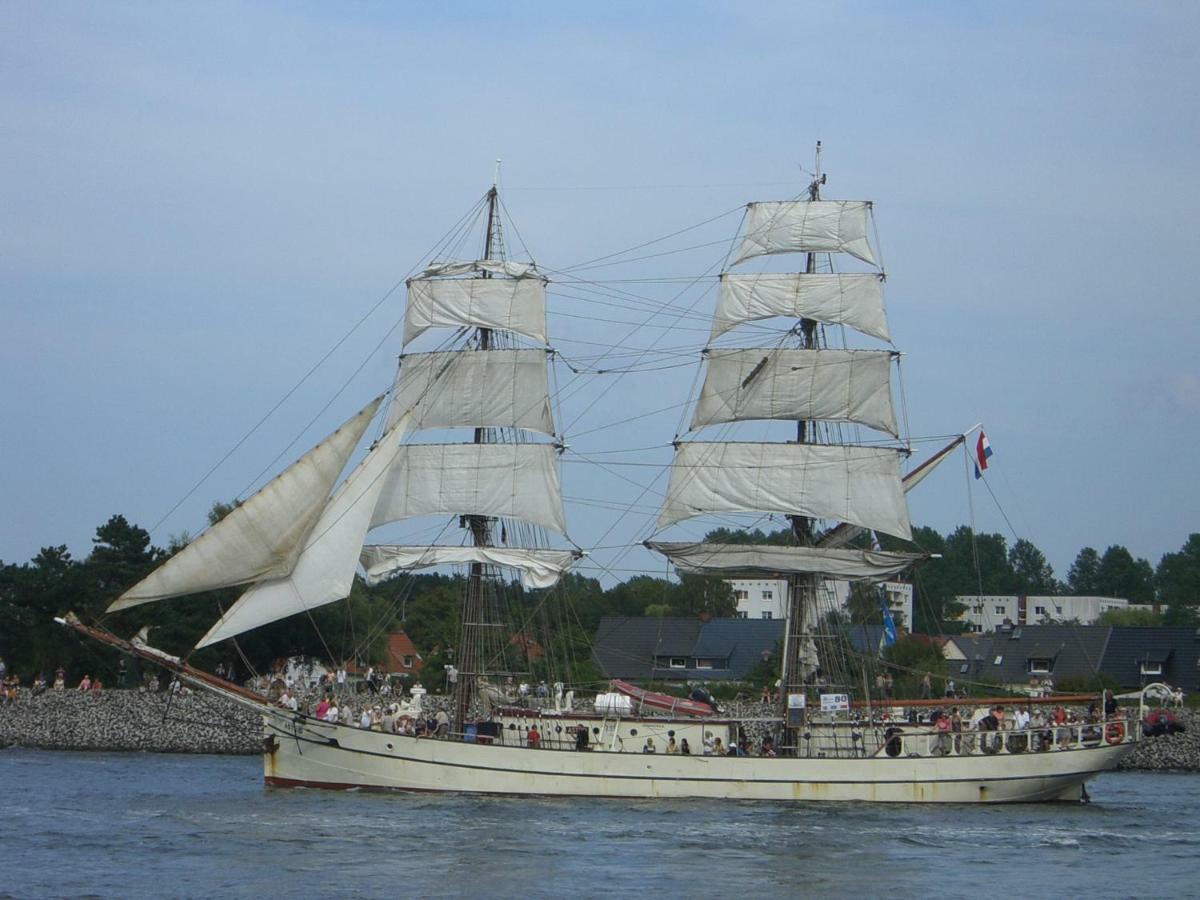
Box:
0;689;262;755
1118;708;1200;772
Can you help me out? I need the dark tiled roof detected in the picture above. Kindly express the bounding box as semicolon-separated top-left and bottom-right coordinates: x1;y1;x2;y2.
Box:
945;625;1112;685
591;617;783;681
1103;627;1200;689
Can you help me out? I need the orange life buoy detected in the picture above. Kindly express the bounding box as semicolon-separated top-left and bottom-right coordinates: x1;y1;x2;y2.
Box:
1105;721;1125;744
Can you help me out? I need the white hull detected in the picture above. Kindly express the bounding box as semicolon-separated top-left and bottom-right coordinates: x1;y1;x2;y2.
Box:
261;710;1135;803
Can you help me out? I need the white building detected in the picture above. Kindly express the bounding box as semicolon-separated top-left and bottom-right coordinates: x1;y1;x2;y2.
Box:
730;579;913;629
952;594;1154;632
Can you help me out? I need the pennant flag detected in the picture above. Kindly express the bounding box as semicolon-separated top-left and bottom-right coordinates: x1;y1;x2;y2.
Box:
974;431;993;479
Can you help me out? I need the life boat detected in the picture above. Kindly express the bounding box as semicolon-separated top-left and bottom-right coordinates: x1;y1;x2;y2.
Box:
610;679;714;717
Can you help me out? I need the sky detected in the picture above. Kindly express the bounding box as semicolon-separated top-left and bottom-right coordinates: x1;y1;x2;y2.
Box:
2;1;1198;587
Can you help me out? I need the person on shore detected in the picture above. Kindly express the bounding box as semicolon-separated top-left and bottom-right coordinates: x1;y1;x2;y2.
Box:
53;668;66;691
78;675;91;692
91;678;103;697
884;673;895;699
32;673;47;696
920;673;932;700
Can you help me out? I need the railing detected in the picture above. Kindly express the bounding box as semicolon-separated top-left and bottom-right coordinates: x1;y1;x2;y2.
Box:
869;715;1136;760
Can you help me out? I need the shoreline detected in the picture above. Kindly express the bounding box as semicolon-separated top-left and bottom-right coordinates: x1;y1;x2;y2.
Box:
2;689;1196;771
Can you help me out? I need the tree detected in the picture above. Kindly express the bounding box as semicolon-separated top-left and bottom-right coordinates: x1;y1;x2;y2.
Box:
1008;538;1058;595
1096;607;1164;627
1095;545;1155;604
1067;547;1101;594
1156;534;1200;626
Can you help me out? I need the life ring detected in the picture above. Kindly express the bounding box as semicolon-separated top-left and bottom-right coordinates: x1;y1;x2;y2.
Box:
1105;722;1125;744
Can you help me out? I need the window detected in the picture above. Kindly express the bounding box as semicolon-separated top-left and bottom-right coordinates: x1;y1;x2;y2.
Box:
993;656;1003;665
738;611;748;619
402;655;414;668
1140;661;1163;676
959;662;969;673
734;590;749;600
695;659;714;669
1028;658;1052;674
1034;606;1046;615
669;657;686;669
973;604;984;614
761;611;773;620
1055;606;1063;615
995;605;1006;615
761;590;773;600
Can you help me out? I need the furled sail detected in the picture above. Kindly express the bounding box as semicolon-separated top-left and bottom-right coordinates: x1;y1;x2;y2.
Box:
692;348;898;437
107;397;384;612
645;541;923;579
361;545;579;590
369;443;568;535
195;414;412;648
386;349;554;436
731;200;877;267
419;259;539;280
657;442;911;540
711;273;889;342
404;276;548;346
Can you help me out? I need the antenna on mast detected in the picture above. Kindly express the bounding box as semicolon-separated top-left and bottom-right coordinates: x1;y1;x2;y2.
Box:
493;158;502;189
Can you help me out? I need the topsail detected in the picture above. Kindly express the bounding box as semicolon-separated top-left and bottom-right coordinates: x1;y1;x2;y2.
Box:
731;200;878;267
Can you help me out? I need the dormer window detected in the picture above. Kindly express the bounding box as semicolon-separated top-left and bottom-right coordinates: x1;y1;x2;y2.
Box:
1028;658;1053;674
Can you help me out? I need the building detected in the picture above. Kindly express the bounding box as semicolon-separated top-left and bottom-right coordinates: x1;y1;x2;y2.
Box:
941;625;1200;692
592;617;784;682
382;631;424;679
952;594;1157;632
729;578;913;629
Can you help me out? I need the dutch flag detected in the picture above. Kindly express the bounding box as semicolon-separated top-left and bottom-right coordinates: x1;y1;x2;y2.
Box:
974;431;993;479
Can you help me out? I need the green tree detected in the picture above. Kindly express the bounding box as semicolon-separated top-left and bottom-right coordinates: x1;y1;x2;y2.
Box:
1095;607;1164;627
1009;538;1058;595
1095;545;1155;603
1156;534;1200;626
1067;547;1101;594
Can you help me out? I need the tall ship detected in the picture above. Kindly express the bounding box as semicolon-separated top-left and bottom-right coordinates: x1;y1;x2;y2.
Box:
65;151;1143;802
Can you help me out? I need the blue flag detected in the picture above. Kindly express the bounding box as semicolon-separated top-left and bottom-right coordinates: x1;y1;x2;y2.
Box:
879;585;898;649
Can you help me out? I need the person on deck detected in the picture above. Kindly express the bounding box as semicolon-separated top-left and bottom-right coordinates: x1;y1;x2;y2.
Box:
703;732;715;756
526;724;541;748
680;738;691;755
666;737;679;754
642;738;656;754
435;709;450;737
315;696;330;720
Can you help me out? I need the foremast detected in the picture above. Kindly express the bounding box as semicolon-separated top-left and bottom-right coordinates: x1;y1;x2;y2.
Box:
781;145;826;748
457;182;502;730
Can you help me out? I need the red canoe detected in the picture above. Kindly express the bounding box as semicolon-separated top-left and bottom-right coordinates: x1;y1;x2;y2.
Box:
611;679;714;717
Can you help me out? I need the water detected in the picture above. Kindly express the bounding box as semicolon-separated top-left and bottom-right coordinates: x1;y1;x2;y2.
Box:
2;748;1197;899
